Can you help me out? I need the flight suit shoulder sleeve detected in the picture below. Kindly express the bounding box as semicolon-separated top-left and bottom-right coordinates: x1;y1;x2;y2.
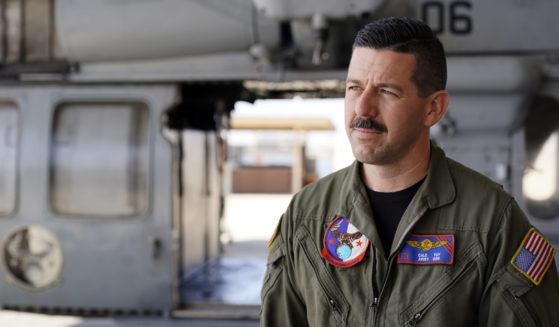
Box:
480;200;559;326
260;213;308;327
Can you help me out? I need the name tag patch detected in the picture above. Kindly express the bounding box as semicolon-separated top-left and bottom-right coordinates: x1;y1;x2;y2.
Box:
511;228;556;285
398;234;455;265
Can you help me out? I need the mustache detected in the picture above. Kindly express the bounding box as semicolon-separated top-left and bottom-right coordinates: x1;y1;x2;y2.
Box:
349;117;387;133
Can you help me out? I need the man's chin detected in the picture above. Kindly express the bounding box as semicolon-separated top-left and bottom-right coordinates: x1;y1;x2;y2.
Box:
352;149;382;165
352;143;399;165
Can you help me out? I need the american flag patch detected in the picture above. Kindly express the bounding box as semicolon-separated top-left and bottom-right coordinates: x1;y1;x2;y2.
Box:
511;228;556;285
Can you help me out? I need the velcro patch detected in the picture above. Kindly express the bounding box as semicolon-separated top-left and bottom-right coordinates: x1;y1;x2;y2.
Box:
511;228;556;285
321;216;369;268
267;214;283;248
398;234;454;265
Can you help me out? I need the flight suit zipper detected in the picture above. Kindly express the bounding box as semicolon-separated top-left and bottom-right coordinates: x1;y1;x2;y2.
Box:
371;205;429;326
370;244;381;323
370;296;379;325
295;227;348;325
407;312;422;326
329;298;342;316
371;251;396;325
511;295;541;327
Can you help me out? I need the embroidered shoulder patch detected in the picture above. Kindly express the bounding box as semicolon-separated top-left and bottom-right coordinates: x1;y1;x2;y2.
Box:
267;214;283;248
320;216;369;268
511;228;556;285
398;234;455;265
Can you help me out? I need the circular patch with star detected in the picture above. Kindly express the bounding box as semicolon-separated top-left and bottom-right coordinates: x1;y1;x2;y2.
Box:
320;216;369;268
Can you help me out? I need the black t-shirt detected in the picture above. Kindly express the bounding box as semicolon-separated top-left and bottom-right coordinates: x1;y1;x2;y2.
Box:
366;178;425;258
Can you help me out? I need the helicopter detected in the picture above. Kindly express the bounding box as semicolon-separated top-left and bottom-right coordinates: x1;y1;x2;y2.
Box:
0;0;557;320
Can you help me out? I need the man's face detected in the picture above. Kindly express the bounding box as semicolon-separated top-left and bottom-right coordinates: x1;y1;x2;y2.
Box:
345;47;429;166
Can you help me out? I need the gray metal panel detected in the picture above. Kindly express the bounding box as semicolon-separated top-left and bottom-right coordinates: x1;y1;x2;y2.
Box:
445;94;527;132
0;103;18;215
414;0;559;52
71;52;265;83
206;133;222;259
55;0;279;62
181;131;208;272
441;56;537;133
50;103;150;216
446;56;540;93
435;134;512;189
180;131;222;272
253;0;385;19
0;84;178;312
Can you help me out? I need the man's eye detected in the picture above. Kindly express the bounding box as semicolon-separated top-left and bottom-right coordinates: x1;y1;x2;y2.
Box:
380;89;396;96
348;86;361;92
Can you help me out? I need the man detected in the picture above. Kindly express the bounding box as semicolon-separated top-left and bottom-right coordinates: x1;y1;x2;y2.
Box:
260;17;559;326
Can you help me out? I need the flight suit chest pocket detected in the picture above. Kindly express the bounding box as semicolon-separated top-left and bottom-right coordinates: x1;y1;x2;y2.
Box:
295;226;350;327
398;243;485;326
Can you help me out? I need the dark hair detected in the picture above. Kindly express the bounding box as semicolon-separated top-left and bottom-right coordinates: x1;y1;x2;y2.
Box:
353;17;446;98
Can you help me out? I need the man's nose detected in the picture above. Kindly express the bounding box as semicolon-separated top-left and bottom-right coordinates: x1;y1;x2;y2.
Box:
354;88;379;117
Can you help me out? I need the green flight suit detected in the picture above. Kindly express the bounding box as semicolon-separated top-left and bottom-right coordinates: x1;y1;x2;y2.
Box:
261;145;559;326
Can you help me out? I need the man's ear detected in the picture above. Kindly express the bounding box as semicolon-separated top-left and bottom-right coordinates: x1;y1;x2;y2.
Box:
424;90;449;127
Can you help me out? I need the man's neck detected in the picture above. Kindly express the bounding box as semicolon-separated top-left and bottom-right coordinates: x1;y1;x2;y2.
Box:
361;144;430;193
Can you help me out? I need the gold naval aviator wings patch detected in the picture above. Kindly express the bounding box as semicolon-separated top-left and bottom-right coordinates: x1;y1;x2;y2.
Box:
407;239;448;252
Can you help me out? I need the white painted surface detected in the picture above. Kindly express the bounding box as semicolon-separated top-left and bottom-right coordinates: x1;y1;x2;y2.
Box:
222;194;292;242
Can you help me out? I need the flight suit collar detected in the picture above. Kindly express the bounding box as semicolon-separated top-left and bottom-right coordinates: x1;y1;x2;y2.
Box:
393;144;456;256
341;144;456;256
417;144;456;211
